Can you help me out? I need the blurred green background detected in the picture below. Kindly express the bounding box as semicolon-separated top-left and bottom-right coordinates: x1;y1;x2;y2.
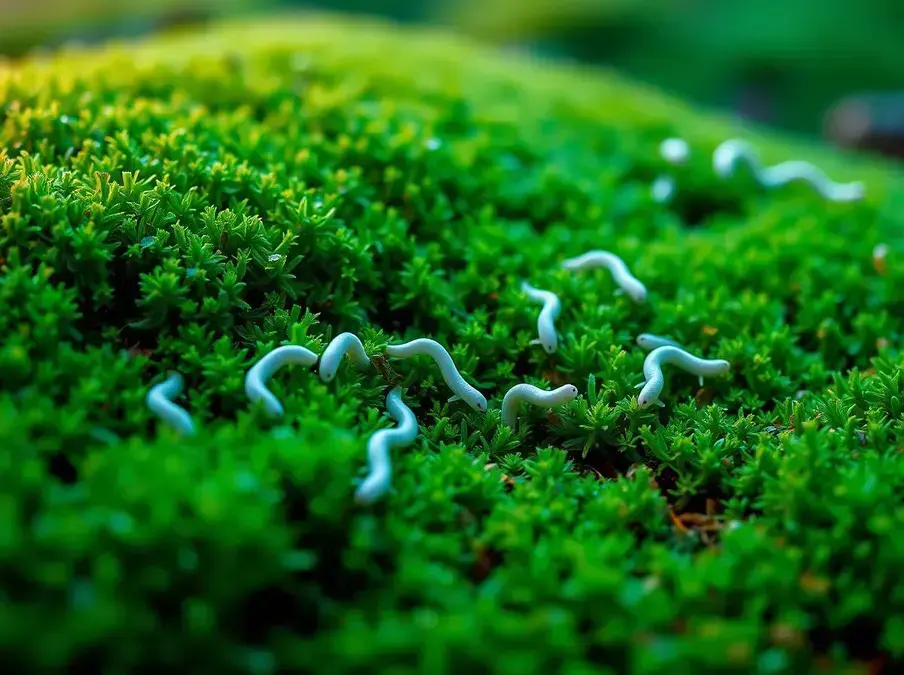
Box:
2;0;902;157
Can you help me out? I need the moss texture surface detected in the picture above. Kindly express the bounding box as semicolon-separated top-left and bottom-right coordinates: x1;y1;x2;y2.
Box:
3;15;904;674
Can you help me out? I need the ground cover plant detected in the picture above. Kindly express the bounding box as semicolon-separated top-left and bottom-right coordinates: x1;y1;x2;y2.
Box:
2;14;904;674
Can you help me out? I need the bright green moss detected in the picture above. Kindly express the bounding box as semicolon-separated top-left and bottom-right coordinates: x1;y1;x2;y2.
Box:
2;14;904;673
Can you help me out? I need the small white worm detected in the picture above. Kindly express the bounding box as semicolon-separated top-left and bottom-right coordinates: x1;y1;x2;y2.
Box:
651;175;676;204
501;383;579;428
146;372;195;436
660;138;690;165
713;139;864;203
637;346;730;409
245;345;318;417
319;332;370;382
636;333;683;352
355;387;419;504
520;281;561;354
385;338;487;412
561;250;647;303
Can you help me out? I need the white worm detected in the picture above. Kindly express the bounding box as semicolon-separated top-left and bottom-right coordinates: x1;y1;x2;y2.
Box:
660;138;690;165
355;387;419;504
385;338;487;412
714;139;864;202
651;175;676;204
636;333;683;352
319;332;370;382
146;372;195;436
501;383;579;428
637;346;730;409
521;281;562;354
245;345;318;417
562;250;647;303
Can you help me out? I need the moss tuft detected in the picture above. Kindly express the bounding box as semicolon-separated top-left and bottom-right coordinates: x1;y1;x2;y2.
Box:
3;15;904;673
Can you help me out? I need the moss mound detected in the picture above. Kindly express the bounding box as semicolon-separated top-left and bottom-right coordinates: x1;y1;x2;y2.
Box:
3;15;904;673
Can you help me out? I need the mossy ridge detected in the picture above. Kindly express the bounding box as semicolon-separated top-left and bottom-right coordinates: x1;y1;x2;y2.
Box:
2;14;904;673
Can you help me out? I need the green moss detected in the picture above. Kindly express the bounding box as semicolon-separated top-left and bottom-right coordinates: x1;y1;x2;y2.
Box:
2;14;904;673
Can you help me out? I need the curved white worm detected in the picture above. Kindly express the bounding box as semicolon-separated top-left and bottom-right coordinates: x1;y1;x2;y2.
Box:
562;250;647;303
651;175;676;204
521;281;561;354
501;383;579;428
636;333;683;352
146;372;196;436
245;345;318;417
355;387;419;504
384;338;487;413
637;346;730;409
713;139;864;202
660;138;690;165
319;332;371;382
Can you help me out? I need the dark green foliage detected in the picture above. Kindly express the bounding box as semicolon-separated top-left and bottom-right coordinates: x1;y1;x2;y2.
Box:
447;0;904;136
1;16;904;674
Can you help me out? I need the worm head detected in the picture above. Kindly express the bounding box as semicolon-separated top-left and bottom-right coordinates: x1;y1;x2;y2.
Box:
319;362;338;382
165;372;185;391
713;147;734;177
624;279;647;303
843;182;866;202
636;381;662;410
714;359;732;375
713;140;750;178
540;338;557;355
467;391;488;413
538;325;558;354
567;385;579;398
636;334;655;350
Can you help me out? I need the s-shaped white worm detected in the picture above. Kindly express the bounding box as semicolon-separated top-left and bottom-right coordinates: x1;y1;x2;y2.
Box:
562;251;647;303
636;333;683;352
637;346;730;409
714;139;864;202
319;332;371;382
501;383;579;428
245;345;318;417
385;338;487;412
146;372;196;436
521;281;561;354
356;387;419;504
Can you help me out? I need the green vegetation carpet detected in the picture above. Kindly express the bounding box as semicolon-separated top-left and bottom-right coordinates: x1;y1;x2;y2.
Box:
2;15;904;674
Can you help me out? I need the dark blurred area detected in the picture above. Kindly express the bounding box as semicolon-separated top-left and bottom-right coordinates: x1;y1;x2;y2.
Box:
1;0;902;160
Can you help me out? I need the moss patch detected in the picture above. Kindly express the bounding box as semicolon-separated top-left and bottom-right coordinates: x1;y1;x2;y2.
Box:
2;15;904;673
